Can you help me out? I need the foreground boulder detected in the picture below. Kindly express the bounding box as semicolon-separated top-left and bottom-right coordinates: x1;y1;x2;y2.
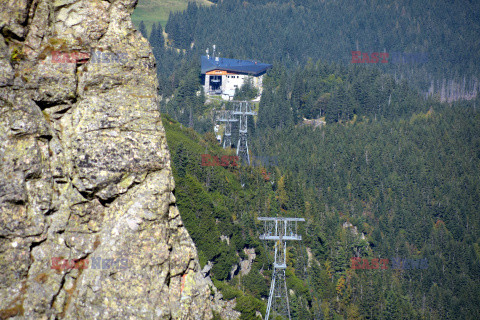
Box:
0;0;235;319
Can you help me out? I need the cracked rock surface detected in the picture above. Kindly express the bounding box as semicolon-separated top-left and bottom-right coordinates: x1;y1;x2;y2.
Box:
0;0;232;319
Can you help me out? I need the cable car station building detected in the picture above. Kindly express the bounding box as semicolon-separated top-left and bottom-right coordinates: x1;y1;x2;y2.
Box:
201;55;272;100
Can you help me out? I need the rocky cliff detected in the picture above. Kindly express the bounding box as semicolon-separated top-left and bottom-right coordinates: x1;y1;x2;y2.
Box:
0;0;226;319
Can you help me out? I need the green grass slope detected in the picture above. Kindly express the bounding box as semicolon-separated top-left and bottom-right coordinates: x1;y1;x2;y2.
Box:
131;0;213;33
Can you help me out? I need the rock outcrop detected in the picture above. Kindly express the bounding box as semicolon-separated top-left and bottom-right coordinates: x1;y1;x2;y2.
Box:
0;0;222;319
239;248;256;276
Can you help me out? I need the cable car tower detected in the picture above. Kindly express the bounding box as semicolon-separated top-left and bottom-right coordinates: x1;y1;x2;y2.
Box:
258;217;305;320
232;101;256;165
216;109;238;149
215;101;256;165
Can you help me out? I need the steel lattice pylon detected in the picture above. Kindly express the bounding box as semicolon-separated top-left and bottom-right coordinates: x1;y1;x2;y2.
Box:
258;217;305;320
216;109;238;149
215;101;256;165
269;268;290;319
232;101;256;165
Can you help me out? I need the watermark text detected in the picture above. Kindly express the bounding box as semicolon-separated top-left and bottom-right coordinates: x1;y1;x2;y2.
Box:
351;51;428;64
201;154;239;167
351;257;428;270
51;256;129;270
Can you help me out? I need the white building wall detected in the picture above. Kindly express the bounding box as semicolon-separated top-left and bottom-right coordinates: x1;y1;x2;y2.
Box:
204;72;265;99
223;74;246;97
224;75;264;97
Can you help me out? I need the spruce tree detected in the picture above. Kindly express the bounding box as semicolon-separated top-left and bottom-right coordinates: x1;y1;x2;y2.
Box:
150;23;165;52
138;21;147;39
149;23;157;48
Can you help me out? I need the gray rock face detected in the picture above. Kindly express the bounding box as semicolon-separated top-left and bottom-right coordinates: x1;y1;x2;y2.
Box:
239;248;256;276
0;1;225;319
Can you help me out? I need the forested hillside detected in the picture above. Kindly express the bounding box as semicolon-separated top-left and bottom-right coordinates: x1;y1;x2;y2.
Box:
258;61;424;126
133;0;480;318
163;0;480;101
163;99;480;319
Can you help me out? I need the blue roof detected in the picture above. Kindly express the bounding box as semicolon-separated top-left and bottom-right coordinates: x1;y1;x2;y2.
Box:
201;56;272;76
